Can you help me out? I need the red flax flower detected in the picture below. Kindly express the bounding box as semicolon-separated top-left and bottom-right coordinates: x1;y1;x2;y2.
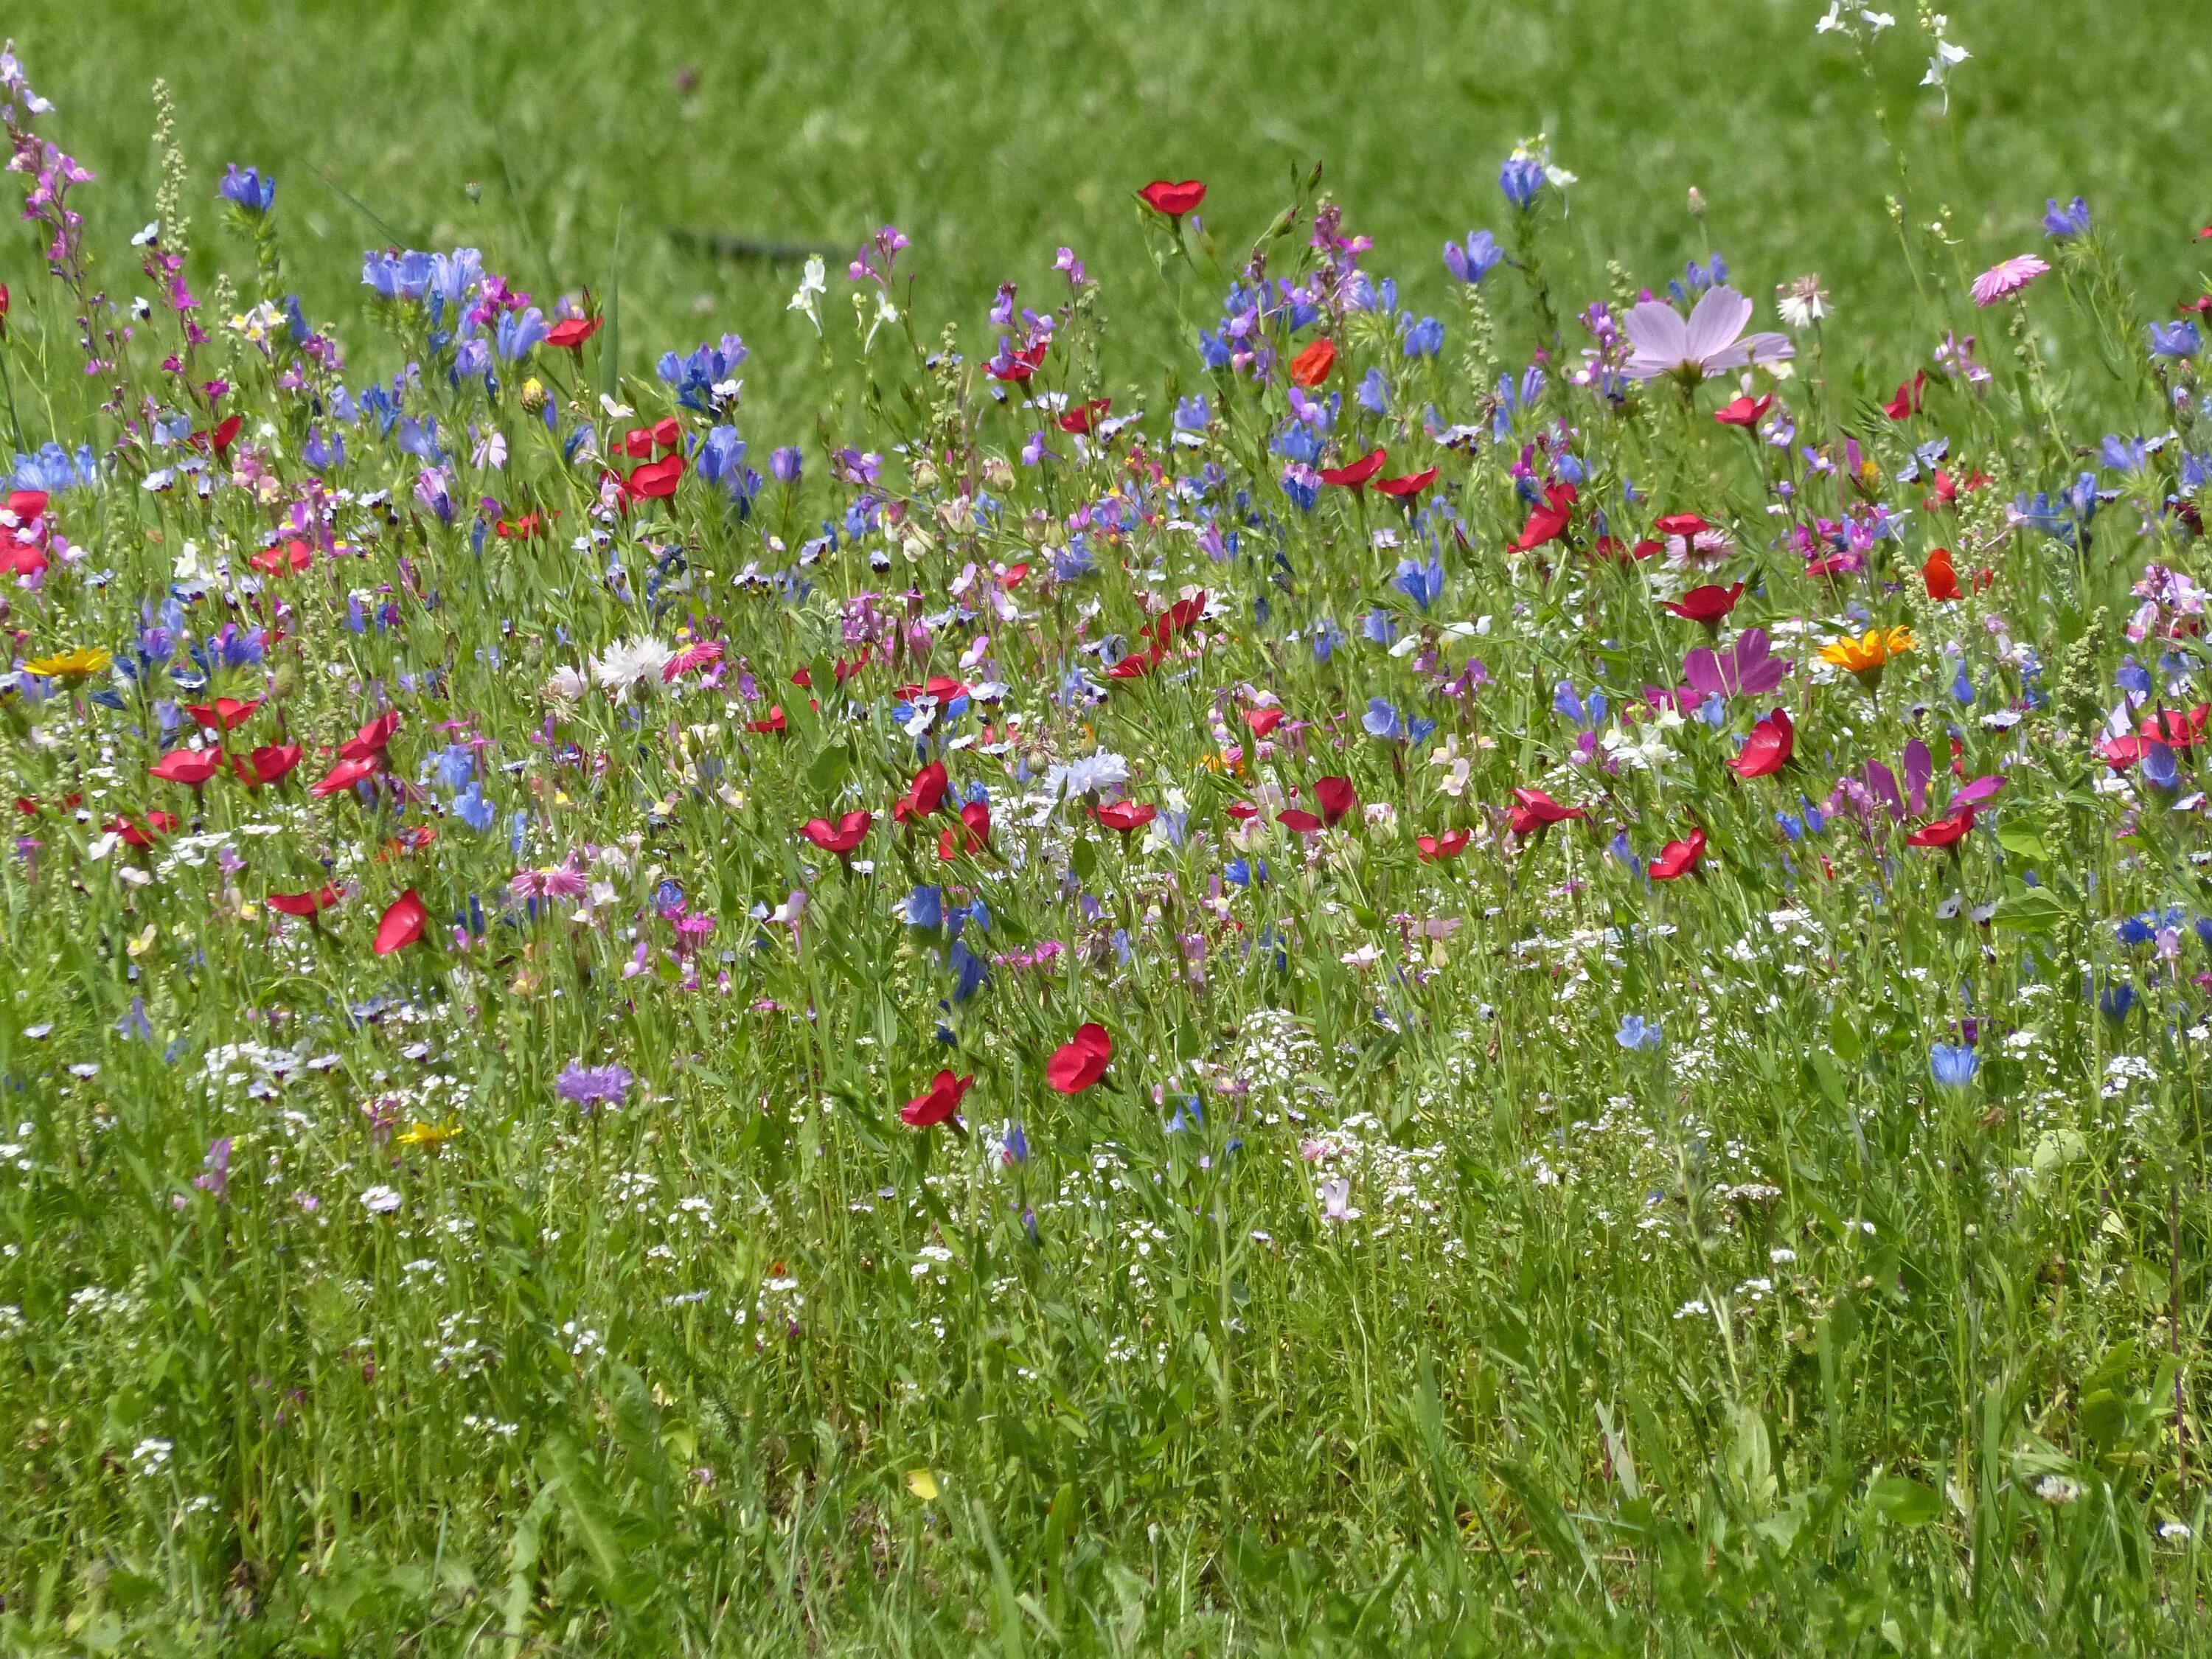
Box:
1713;394;1771;428
1318;448;1386;490
1653;512;1710;539
233;743;303;787
546;313;602;351
894;761;950;824
1289;338;1336;388
1243;707;1283;738
1046;1023;1113;1094
746;706;788;735
1922;547;1963;602
622;419;684;458
266;885;341;917
902;1069;974;1127
1660;582;1745;627
149;748;224;787
1512;481;1577;552
1314;776;1357;826
1417;830;1470;860
105;811;179;849
1093;800;1157;836
1905;810;1975;849
2140;705;2211;748
310;756;380;798
1374;467;1438;499
185;697;260;731
340;712;402;762
1883;372;1927;420
624;454;685;501
248;540;313;576
938;800;990;861
1728;708;1793;779
1649;829;1708;880
1507;787;1582;837
800;811;872;856
373;889;429;954
1138;180;1206;220
1057;398;1112;434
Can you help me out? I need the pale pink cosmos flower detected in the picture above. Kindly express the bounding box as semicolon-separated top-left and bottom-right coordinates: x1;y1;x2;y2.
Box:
1623;286;1794;383
1971;255;2049;307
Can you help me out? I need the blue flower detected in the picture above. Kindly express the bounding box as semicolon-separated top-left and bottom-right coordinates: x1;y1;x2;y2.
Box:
218;164;276;215
656;335;748;412
1393;555;1445;611
1172;394;1211;432
2101;434;2154;473
1499;156;1546;211
1929;1043;1979;1088
1224;858;1267;888
495;307;548;361
10;441;98;494
1399;315;1445;358
436;745;475;789
697;426;762;512
2150;320;2202;361
1444;229;1503;285
453;782;496;832
2043;196;2092;240
1363;698;1408;741
1311;618;1345;663
2142;740;2180;792
2099;982;2138;1022
1615;1015;1663;1051
1355;367;1391;416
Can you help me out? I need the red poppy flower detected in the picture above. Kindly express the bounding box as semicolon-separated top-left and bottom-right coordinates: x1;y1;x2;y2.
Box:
1922;547;1963;602
1713;395;1771;428
902;1069;975;1127
1150;592;1208;642
234;743;303;787
1289;338;1337;388
1417;830;1470;860
1225;801;1259;821
1882;372;1927;420
938;800;990;860
1278;808;1324;832
1374;467;1438;498
800;810;872;855
747;706;788;734
249;539;313;576
266;885;341;917
1138;180;1206;218
1653;513;1710;538
894;761;950;823
1046;1023;1113;1093
1243;707;1284;738
1094;801;1157;836
988;341;1048;383
105;810;179;848
1512;481;1577;552
545;315;602;350
1319;448;1386;489
201;414;243;460
1660;582;1745;625
622;418;684;459
625;455;686;501
1649;829;1708;880
1107;644;1164;681
1905;810;1975;849
310;756;381;798
149;748;224;787
9;490;46;524
1729;708;1794;779
1507;787;1582;837
374;889;429;954
1057;398;1112;434
185;697;261;732
2140;704;2211;748
340;712;402;762
1314;776;1357;826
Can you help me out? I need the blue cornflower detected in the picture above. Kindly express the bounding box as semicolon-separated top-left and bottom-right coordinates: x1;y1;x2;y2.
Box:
1615;1015;1663;1051
218;164;276;215
1443;229;1503;285
1929;1043;1980;1088
555;1061;633;1110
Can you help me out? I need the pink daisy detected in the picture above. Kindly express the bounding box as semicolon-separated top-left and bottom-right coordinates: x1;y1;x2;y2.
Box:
1971;255;2050;307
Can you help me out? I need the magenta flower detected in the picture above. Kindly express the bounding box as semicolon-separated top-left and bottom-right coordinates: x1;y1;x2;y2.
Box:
1970;255;2050;307
1623;287;1793;383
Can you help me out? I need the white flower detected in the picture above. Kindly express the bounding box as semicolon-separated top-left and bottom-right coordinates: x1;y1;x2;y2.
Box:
1319;1178;1360;1223
787;255;827;333
592;636;675;700
2035;1475;2081;1505
1623;287;1795;383
543;664;590;703
1045;750;1130;802
1775;275;1829;330
360;1185;402;1215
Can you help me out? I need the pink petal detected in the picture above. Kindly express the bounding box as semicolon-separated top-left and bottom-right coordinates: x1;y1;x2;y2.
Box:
1623;300;1690;369
1683;286;1753;367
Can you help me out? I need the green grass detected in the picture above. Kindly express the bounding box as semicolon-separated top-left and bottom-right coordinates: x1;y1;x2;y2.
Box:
6;4;2212;1655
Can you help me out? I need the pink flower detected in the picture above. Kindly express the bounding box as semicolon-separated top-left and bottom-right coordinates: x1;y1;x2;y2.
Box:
1622;287;1793;383
1970;255;2050;307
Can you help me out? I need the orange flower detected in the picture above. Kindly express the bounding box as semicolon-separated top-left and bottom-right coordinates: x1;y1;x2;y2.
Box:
1288;338;1336;387
1818;626;1914;689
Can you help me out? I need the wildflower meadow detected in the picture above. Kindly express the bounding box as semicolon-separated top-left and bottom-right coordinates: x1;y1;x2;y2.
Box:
6;7;2212;1653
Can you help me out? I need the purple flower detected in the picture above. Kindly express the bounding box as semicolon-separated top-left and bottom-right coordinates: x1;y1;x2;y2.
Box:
769;445;803;484
1622;288;1793;383
2042;196;2092;240
193;1137;232;1200
218;164;276;215
556;1061;633;1110
1498;156;1546;211
1443;229;1503;284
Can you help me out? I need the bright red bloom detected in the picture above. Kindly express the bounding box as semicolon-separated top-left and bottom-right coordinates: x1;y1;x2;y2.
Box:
1653;513;1710;538
1883;372;1927;420
894;761;950;823
1319;448;1386;489
339;712;401;762
149;748;223;786
105;811;179;849
1289;338;1337;388
1278;808;1324;832
938;800;991;860
545;314;602;350
1314;776;1357;826
800;810;873;855
310;756;381;798
234;743;303;787
1507;787;1582;837
1713;395;1771;428
1225;801;1260;821
496;512;546;540
902;1069;974;1127
185;696;260;732
1057;398;1113;434
988;341;1048;383
1728;708;1794;779
1512;481;1577;552
1905;810;1975;849
1046;1023;1113;1093
1138;180;1206;218
1243;707;1283;738
2140;704;2212;748
1094;801;1157;835
1107;644;1164;681
625;454;686;501
622;418;684;458
266;885;341;917
1374;467;1438;498
249;539;313;576
1660;582;1745;625
1417;830;1470;860
1922;547;1963;602
1649;829;1708;880
202;414;243;460
8;490;44;524
746;706;787;734
374;889;429;954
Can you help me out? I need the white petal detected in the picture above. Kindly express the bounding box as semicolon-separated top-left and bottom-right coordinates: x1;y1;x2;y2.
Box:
1622;301;1690;369
1683;286;1753;367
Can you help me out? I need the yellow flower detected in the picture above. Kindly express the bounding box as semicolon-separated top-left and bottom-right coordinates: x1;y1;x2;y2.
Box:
394;1121;462;1150
903;1468;940;1503
24;646;111;681
1818;626;1914;689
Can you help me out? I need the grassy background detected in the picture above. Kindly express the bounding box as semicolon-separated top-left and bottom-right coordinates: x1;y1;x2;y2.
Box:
9;0;2211;433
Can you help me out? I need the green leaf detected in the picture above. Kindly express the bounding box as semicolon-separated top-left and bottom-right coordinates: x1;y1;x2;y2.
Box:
1868;1473;1940;1526
1992;889;2068;932
1996;824;2050;861
1070;837;1098;883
